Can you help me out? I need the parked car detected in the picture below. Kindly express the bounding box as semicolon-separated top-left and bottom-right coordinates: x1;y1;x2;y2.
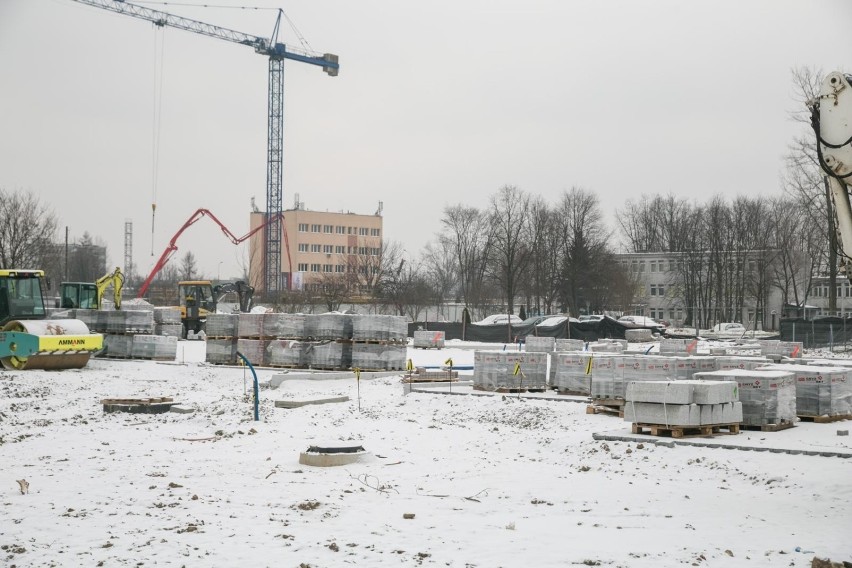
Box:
618;315;666;330
536;315;580;328
578;314;604;323
712;322;746;333
471;314;524;326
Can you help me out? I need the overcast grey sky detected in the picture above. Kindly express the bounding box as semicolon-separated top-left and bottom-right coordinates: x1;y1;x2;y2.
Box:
1;0;850;283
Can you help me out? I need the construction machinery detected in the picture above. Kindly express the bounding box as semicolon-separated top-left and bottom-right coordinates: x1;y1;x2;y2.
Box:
809;72;852;279
59;267;125;310
178;279;255;338
68;0;339;296
0;269;103;370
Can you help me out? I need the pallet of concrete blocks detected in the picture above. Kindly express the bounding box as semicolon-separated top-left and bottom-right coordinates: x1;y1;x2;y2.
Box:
99;334;133;358
153;307;183;338
236;338;267;366
714;356;771;371
351;315;408;342
351;343;406;370
266;339;305;367
694;369;796;430
623;380;742;437
473;350;548;392
622;356;675;382
112;310;155;334
551;352;591;394
758;340;803;359
206;314;238;339
755;363;852;419
305;341;352;370
131;334;177;360
660;338;699;355
153;307;181;325
237;313;265;338
206;338;238;365
305;313;353;340
413;330;445;349
555;338;586;352
525;336;555;353
262;313;306;340
672;356;716;380
590;355;626;400
589;341;624;353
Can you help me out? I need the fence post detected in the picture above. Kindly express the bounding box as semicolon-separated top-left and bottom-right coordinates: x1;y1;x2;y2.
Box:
792;322;796;343
830;323;834;352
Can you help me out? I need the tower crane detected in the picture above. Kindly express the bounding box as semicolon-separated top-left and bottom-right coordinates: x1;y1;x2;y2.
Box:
68;0;339;297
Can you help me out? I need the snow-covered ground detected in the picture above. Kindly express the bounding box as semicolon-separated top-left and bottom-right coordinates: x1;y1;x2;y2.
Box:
1;340;851;567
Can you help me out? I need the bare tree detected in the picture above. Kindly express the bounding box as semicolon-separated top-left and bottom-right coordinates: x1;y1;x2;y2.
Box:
487;185;531;315
179;251;198;281
421;236;457;319
441;204;493;318
0;188;59;269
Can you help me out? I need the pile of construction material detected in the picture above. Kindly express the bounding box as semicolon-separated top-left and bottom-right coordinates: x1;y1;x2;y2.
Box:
755;363;852;420
206;312;407;371
153;307;182;337
624;380;742;437
695;369;797;429
413;330;445;349
473;351;547;392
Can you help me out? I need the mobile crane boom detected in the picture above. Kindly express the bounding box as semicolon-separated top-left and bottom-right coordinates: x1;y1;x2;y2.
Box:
68;0;339;296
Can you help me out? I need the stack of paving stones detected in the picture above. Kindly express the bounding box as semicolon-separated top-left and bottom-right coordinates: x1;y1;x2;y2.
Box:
413;330;445;348
695;369;796;428
555;339;586;351
473;351;548;392
659;338;698;355
623;380;743;428
525;336;555;353
551;351;594;394
131;335;179;360
153;307;182;337
66;309;177;361
755;363;852;418
757;340;804;359
590;355;624;399
204;312;407;371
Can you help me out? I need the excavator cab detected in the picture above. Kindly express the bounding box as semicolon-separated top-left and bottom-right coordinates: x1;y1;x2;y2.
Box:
59;267;124;310
178;280;215;338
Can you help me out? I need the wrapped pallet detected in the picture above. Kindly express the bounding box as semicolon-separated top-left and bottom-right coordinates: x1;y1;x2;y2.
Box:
305;341;352;369
525;336;555;353
474;350;547;391
413;330;445;349
552;352;592;394
756;363;852;418
100;334;133;358
266;339;305;367
352;315;408;342
236;339;267;365
131;335;177;360
591;355;625;399
206;314;238;338
660;338;698;355
154;323;183;338
695;369;796;427
305;313;353;340
262;313;306;339
237;313;265;338
206;338;237;365
351;343;406;370
555;339;585;352
153;307;181;324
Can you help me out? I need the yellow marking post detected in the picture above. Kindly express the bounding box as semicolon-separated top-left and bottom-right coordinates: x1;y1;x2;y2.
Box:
585;356;594;375
513;362;521;376
406;358;414;371
444;357;453;368
353;367;361;381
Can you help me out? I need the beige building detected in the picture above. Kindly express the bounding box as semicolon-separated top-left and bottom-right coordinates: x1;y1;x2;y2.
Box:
250;207;383;293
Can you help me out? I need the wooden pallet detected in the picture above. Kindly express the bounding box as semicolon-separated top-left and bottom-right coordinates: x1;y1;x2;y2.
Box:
101;397;174;405
472;385;545;393
586;404;624;418
631;422;740;438
556;389;589;397
740;421;796;432
797;414;852;423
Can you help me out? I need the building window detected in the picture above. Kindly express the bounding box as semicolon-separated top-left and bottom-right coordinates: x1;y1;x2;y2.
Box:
658;285;665;296
311;244;321;253
358;247;367;255
298;243;308;252
335;246;345;254
323;245;333;253
650;285;657;296
650;261;657;273
311;224;321;232
297;263;308;271
298;223;309;232
323;264;332;272
370;228;380;237
359;227;368;236
348;226;354;234
336;226;345;234
323;225;333;234
310;263;321;272
335;265;345;273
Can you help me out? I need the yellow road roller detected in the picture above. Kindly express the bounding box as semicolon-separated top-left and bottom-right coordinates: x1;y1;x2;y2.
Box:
0;269;103;370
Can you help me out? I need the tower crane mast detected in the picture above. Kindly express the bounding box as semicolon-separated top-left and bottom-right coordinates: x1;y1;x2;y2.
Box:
68;0;339;297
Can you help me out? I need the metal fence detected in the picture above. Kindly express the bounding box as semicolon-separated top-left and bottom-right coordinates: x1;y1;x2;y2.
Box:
779;317;852;350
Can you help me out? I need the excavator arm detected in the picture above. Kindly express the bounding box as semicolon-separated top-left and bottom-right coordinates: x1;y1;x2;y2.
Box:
213;280;255;313
95;267;125;310
809;72;852;279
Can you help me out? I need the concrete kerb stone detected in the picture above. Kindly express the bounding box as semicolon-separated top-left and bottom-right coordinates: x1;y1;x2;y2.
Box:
590;431;852;458
409;387;590;404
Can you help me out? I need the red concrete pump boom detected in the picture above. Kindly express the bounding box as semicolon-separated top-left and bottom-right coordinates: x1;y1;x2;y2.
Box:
136;209;285;298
